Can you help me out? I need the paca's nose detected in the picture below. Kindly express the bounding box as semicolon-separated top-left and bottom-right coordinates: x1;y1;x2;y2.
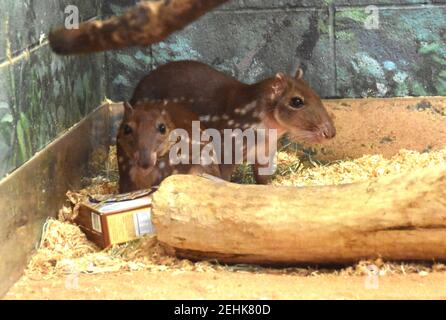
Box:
138;161;151;170
321;122;336;139
138;150;157;169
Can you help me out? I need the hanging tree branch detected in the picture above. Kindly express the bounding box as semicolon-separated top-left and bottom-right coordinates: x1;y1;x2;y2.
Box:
49;0;230;55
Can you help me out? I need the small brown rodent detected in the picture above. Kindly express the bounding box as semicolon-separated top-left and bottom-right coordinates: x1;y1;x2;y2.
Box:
130;60;336;184
117;101;221;193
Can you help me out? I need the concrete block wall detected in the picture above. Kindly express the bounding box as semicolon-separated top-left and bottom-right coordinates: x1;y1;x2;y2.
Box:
0;1;106;178
105;0;446;102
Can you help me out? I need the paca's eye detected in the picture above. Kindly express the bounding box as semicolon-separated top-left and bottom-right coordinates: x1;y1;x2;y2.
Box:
290;97;305;109
123;124;133;135
158;123;167;135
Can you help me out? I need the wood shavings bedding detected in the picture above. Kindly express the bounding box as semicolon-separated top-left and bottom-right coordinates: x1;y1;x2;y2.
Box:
274;148;446;187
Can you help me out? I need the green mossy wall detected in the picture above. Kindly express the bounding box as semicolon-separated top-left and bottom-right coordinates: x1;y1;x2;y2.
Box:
0;1;105;178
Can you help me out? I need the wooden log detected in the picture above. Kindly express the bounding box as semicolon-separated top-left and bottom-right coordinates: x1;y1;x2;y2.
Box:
152;165;446;265
49;0;229;55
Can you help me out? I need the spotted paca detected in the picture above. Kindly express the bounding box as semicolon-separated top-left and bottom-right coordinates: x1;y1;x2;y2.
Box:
130;60;336;184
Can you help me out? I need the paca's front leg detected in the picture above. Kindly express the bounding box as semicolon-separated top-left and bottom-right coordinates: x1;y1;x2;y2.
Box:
253;162;273;185
118;174;132;193
219;164;236;181
186;164;222;179
252;129;278;185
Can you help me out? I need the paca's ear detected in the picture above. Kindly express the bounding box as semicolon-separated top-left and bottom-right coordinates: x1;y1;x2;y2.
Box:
124;102;134;116
270;73;288;101
295;68;304;80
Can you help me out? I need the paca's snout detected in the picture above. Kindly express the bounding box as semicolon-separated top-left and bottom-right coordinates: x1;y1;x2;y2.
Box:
137;150;157;169
321;122;336;139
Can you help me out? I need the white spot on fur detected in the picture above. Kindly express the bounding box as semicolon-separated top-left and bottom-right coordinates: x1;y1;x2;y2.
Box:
199;115;211;122
242;101;257;115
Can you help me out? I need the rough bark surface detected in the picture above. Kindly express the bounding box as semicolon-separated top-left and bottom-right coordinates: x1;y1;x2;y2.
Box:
49;0;229;55
152;167;446;265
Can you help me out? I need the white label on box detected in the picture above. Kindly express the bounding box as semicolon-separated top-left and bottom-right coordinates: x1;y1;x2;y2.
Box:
133;209;155;237
98;197;152;214
91;213;102;233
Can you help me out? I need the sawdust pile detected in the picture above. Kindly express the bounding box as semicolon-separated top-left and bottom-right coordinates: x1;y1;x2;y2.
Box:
274;148;446;186
24;147;446;280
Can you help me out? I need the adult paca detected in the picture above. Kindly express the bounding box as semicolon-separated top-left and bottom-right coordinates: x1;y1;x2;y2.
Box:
130;60;336;184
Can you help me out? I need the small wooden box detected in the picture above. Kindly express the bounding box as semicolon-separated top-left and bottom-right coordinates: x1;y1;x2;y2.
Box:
74;189;157;249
